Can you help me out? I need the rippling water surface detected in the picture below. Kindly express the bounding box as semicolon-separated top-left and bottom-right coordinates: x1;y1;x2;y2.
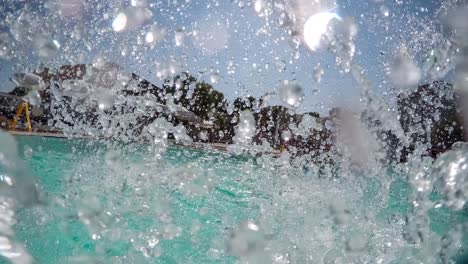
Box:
0;135;465;263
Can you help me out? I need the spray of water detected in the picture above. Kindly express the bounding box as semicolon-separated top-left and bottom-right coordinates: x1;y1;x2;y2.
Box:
0;0;467;263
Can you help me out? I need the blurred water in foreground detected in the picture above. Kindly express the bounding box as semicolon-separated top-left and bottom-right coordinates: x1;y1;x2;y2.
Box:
0;134;466;263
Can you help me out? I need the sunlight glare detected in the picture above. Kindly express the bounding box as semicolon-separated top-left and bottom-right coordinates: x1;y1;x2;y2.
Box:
303;12;341;51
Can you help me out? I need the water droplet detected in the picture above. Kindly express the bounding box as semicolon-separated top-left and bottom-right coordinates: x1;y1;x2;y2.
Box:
346;233;368;252
113;7;152;32
162;224;182;240
451;141;468;150
23;90;42;106
275;60;286;72
12;73;44;89
279;80;304;108
173;124;193;144
159;212;172;223
209;248;222;260
23;146;33;159
432;149;468;210
131;0;147;7
112;12;127;32
210;72;220;84
390;55;421;87
233;110;256;144
281;130;291;142
192;21;229;53
0;131;39;206
323;248;345;264
227;59;237;74
71;25;85;40
145;26;166;45
38;39;60;59
329;199;352;225
156;60;178;80
272;253;291;264
303;12;341;51
145;32;154;43
199;207;208;216
198;131;208;141
293;114;321;137
104;151;119;166
227;221;265;259
11;14;32;43
313;64;324;83
380;5;390;17
0;33;15;60
175;29;185;47
254;0;264;14
190;220;201;234
95;89;116;111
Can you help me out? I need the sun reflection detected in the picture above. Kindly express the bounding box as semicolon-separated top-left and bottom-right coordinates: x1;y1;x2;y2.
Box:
303;12;341;51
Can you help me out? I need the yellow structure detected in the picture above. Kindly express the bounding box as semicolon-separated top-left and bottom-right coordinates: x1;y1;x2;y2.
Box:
280;144;286;152
10;101;32;132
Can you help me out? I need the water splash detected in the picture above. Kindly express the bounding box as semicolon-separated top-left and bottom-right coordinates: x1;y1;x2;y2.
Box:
0;0;467;263
390;53;421;87
432;148;468;210
0;131;38;264
233;109;256;145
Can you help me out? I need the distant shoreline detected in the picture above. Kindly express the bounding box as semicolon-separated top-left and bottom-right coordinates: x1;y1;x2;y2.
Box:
7;130;282;156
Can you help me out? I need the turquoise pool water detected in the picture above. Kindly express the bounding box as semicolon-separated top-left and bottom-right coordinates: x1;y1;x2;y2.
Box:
1;135;467;263
6;135;264;264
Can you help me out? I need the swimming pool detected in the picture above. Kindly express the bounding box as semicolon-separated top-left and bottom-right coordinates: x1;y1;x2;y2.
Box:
1;134;467;263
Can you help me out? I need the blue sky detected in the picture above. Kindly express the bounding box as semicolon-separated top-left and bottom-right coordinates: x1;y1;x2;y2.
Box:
0;0;451;114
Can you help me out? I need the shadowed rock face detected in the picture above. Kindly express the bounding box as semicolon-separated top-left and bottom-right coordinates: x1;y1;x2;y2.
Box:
2;64;465;158
397;81;465;159
2;64;331;151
